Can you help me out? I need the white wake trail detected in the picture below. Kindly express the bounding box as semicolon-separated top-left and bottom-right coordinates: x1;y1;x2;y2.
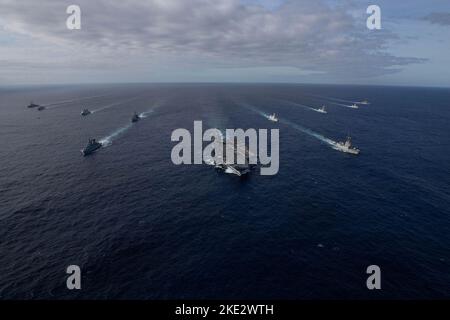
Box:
327;101;358;109
303;93;360;105
278;99;325;113
239;102;272;120
98;102;160;147
99;124;133;147
139;100;166;118
280;118;337;148
92;95;143;113
45;94;110;108
139;110;153;118
240;102;338;149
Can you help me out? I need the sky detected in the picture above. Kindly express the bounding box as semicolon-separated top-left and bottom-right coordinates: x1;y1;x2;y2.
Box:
0;0;449;87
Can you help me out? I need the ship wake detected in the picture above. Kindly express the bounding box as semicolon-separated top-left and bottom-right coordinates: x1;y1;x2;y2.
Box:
304;93;360;105
281;118;338;149
327;101;358;109
241;102;338;150
99;124;132;147
45;94;110;109
239;102;272;120
92;95;143;113
98;104;158;147
277;99;319;112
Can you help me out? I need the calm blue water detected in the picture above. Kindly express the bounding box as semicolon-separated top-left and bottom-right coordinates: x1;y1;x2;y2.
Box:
0;84;449;299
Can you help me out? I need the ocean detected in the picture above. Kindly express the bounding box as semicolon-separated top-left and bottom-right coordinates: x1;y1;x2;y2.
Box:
0;83;449;299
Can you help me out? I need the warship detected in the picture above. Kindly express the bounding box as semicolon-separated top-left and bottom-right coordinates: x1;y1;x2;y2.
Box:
333;136;360;155
81;138;102;156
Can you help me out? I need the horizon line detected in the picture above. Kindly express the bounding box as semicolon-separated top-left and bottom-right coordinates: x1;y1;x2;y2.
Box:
1;81;450;90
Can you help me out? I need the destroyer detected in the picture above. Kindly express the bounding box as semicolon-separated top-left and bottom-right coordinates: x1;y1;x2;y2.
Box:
268;113;278;122
316;106;327;114
333;136;360;155
81;109;91;116
131;112;140;123
27;102;40;108
81;138;102;156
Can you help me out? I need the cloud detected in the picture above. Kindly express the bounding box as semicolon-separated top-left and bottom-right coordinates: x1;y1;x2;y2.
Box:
0;0;426;83
423;12;450;26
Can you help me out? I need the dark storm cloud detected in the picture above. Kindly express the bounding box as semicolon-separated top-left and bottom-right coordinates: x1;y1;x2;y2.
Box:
0;0;425;81
423;12;450;26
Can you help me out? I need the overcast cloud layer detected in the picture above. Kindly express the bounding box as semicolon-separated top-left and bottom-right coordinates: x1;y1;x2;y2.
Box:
423;12;450;26
0;0;443;85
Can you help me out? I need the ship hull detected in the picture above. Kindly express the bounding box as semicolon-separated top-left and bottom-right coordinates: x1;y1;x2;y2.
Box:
81;145;102;156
